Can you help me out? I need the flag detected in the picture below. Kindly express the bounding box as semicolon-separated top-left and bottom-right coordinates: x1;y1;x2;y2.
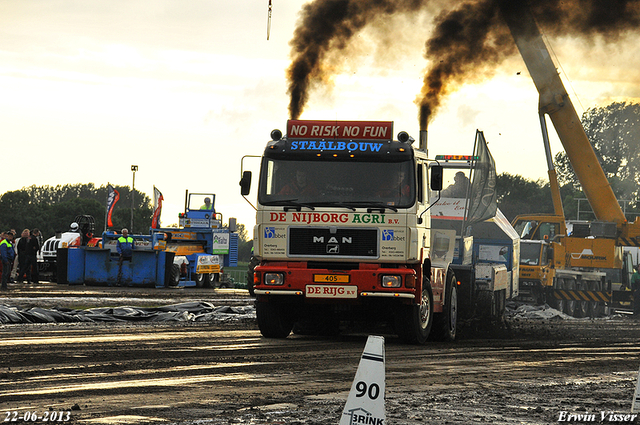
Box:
106;184;120;228
465;130;497;225
152;186;164;229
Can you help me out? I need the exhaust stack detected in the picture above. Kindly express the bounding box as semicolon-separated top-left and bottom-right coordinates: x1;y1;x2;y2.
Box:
419;130;428;154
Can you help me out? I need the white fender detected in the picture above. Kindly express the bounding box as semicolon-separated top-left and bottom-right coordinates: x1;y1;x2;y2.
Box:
339;335;385;425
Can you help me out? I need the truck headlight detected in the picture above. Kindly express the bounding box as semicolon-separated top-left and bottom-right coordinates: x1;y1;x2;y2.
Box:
381;275;402;288
264;273;284;285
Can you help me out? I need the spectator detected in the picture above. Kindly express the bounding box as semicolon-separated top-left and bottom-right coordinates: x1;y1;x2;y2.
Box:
16;229;30;283
25;228;41;284
1;231;15;290
7;230;16;283
117;228;134;262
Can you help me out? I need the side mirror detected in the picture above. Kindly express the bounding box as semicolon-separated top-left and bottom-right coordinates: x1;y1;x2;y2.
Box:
430;165;443;191
240;171;252;196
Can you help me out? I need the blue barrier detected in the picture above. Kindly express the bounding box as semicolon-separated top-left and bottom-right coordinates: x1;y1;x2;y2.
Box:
66;247;173;287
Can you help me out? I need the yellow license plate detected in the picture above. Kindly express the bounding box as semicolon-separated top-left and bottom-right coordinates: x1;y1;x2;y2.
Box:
197;264;220;273
313;274;350;283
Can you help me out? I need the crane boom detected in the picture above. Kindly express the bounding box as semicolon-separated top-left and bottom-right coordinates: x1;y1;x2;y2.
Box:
538;112;564;218
498;1;626;226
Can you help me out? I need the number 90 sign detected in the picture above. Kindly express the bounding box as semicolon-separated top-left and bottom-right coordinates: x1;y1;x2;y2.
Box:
355;381;381;400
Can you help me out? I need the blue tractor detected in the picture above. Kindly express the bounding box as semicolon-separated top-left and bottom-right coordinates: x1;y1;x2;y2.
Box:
150;192;238;287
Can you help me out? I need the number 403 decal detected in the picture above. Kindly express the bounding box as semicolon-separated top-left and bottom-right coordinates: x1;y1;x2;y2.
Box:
355;381;381;399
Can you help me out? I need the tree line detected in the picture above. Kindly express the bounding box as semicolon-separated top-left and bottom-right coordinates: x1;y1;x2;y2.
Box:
0;183;152;239
0;183;254;262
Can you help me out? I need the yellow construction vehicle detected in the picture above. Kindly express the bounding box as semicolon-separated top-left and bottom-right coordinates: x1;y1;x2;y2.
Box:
499;1;636;316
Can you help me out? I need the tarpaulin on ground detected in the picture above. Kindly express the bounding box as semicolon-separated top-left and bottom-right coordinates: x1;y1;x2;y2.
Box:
505;302;573;320
0;302;256;324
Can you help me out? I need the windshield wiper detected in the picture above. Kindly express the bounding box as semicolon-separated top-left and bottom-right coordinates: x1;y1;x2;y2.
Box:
262;199;316;211
327;201;399;213
307;202;357;211
365;203;398;213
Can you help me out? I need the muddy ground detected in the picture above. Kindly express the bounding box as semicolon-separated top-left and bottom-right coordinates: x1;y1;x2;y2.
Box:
1;283;640;425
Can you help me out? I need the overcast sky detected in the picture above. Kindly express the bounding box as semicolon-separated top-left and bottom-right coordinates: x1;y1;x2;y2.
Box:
1;0;639;232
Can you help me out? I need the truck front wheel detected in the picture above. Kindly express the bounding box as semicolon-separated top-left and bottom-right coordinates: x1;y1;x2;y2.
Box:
256;301;294;338
431;273;458;342
395;280;433;345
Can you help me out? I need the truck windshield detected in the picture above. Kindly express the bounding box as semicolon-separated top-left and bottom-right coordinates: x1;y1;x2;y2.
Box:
258;158;415;208
520;242;545;266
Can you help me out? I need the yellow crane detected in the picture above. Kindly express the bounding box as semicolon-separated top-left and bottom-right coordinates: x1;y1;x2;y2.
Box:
499;0;636;317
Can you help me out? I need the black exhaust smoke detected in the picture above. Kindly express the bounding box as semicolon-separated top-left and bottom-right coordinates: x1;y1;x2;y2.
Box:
287;0;640;126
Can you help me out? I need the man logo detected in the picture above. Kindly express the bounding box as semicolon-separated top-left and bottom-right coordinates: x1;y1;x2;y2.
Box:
313;236;353;244
327;245;339;254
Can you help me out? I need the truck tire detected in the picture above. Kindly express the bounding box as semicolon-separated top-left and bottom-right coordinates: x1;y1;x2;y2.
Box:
203;273;214;288
548;278;565;312
563;279;577;317
574;281;588;318
168;264;180;287
247;270;256;296
211;273;221;288
247;272;255;296
430;273;458;342
195;273;206;288
587;281;604;317
256;301;293;338
395;279;433;345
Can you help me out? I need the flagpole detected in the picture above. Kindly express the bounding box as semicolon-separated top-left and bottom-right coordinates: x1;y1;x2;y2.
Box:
105;183;109;234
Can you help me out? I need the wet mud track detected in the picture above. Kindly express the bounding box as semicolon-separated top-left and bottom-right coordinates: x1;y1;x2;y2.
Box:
1;285;640;424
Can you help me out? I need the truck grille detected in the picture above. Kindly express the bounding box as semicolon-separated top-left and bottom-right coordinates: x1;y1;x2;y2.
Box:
289;227;378;259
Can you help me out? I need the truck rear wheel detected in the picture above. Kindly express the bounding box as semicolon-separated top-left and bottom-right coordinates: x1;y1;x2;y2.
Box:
168;264;180;287
395;279;433;345
256;301;294;338
574;281;588;318
431;273;457;342
548;278;564;312
587;281;604;317
563;279;577;317
195;273;206;288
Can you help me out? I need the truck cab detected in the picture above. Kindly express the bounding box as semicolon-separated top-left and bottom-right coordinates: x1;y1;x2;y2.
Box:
512;215;566;242
518;239;554;304
242;120;455;344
